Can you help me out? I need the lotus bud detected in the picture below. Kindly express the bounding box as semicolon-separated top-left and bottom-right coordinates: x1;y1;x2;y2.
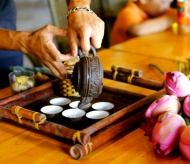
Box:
152;113;186;156
183;95;190;117
164;71;190;97
179;125;190;160
143;94;180;136
145;94;181;120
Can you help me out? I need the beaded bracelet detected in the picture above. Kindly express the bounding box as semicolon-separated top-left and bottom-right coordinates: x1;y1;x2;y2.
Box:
67;6;96;19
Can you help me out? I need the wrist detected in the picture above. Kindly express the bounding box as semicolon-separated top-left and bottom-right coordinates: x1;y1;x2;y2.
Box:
14;31;31;53
67;6;95;19
68;0;90;10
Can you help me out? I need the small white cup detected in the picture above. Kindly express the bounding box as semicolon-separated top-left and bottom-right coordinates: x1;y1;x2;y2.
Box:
86;111;109;120
69;100;91;111
49;97;71;106
40;105;63;118
92;102;114;111
62;108;86;122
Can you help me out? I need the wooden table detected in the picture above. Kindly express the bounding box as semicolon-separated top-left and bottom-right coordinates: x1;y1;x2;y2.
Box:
111;29;190;62
0;87;12;100
0;49;188;163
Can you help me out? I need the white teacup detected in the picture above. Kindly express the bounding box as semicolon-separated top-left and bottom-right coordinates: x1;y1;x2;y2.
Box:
40;105;63;118
62;108;86;122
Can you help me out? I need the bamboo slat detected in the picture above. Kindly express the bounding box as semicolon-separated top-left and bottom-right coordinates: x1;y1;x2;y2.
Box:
104;70;164;90
111;65;143;77
69;108;146;159
0;106;90;144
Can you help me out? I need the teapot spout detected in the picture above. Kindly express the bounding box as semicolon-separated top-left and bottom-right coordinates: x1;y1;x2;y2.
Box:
78;97;93;109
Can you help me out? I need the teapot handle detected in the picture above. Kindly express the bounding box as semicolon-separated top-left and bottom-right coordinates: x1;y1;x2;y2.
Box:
78;45;97;57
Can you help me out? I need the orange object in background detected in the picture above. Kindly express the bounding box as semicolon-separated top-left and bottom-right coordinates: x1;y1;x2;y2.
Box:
177;0;190;34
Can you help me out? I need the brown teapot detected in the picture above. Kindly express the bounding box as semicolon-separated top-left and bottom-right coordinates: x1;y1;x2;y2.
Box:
66;45;103;108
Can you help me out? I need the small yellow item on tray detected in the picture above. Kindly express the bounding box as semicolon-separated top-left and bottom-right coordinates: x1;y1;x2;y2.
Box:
16;76;28;84
35;72;50;85
59;80;80;97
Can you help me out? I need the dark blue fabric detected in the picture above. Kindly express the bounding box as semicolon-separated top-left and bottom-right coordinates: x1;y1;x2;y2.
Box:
0;0;23;89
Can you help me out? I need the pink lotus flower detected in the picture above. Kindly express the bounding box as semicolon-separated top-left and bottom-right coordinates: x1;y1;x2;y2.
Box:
143;94;181;136
183;95;190;117
164;71;190;97
145;94;181;119
179;125;190;160
152;113;186;156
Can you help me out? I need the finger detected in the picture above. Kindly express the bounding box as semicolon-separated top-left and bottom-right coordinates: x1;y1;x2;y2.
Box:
45;62;62;79
69;29;78;56
47;24;68;37
59;54;72;61
45;46;62;61
91;23;105;48
91;35;102;49
45;61;67;79
79;28;91;54
44;42;70;62
100;20;105;40
55;62;68;79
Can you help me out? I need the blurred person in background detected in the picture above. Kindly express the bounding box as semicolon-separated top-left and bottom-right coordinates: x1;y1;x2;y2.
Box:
111;0;176;46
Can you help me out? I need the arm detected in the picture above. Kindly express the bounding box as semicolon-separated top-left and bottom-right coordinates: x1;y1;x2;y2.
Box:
0;25;72;79
67;0;105;56
67;0;90;8
127;8;177;36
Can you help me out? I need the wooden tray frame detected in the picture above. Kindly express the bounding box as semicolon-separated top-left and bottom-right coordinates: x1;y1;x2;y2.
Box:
0;79;165;159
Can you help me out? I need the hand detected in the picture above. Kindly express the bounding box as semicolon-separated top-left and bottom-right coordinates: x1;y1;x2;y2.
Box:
68;10;104;56
24;24;72;79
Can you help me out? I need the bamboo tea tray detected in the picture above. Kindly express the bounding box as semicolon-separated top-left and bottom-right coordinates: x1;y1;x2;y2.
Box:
0;68;165;159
